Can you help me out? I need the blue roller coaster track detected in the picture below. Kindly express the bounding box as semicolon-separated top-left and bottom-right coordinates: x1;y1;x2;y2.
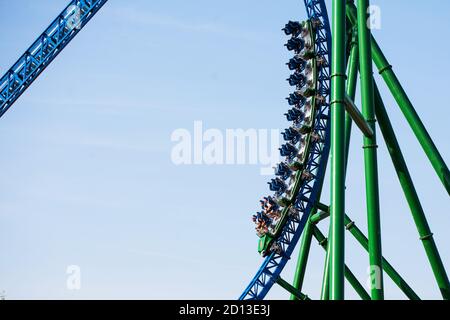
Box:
239;0;332;300
0;0;108;118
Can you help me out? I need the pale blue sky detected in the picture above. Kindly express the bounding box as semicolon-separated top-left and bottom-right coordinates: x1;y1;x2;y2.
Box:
0;0;449;299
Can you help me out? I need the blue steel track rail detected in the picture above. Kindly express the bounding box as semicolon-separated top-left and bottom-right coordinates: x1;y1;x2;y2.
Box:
0;0;108;118
239;0;332;300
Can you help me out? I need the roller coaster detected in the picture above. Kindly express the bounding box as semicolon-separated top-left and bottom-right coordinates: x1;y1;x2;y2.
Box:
1;0;449;300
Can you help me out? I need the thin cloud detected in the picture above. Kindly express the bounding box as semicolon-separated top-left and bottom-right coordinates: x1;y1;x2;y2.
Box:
111;5;270;43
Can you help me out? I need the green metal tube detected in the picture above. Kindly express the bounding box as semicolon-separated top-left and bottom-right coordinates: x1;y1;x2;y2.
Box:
372;42;450;195
313;226;371;300
315;202;420;300
320;224;331;300
374;84;450;299
346;1;450;195
276;277;310;301
344;95;374;138
344;215;421;300
310;210;329;224
329;0;347;300
356;0;384;300
345;29;359;173
290;218;315;300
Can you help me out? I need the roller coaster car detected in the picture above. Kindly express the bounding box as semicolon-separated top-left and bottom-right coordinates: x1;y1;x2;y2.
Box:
259;172;315;256
260;196;278;211
275;162;293;180
282;127;301;143
279;143;298;159
258;207;291;256
287;92;306;106
255;19;319;258
288;73;306;87
286;37;305;52
285;107;304;122
258;234;275;257
268;178;288;194
287;56;307;71
282;21;303;36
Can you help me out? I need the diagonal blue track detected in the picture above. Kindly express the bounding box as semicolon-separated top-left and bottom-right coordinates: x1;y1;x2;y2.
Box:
0;0;109;118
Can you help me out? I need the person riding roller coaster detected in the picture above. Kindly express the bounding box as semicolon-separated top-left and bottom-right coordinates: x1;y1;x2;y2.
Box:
252;196;283;237
252;212;270;237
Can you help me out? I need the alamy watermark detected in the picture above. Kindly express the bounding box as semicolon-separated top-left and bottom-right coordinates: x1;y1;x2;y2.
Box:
171;121;281;175
66;265;81;291
368;5;382;30
367;265;382;291
65;5;82;31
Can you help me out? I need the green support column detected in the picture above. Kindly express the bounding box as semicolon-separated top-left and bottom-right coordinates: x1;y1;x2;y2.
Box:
290;217;314;300
344;215;420;300
356;0;384;299
346;1;450;195
276;277;310;301
374;84;450;299
372;41;450;195
329;0;347;300
315;202;420;300
345;29;359;172
320;226;331;300
312;226;371;300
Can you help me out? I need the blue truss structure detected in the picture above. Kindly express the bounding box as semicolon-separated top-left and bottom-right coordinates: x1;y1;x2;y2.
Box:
0;0;108;118
239;0;332;300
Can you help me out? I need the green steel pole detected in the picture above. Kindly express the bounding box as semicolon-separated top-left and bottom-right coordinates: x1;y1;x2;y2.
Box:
374;84;450;299
310;210;330;224
276;277;310;300
346;1;450;195
345;28;359;173
290;217;315;300
315;202;420;300
356;0;384;300
344;215;420;300
320;225;331;300
329;0;347;300
312;226;371;300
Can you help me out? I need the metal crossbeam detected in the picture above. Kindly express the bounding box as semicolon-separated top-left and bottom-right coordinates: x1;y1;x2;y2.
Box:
344;95;374;138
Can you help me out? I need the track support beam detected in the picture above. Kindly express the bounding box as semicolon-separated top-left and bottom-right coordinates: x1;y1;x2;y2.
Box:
276;277;310;301
312;226;371;300
344;95;374;138
320;228;331;300
329;0;347;300
356;0;384;300
346;1;450;196
290;217;314;300
315;202;420;300
344;34;360;173
374;83;450;299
